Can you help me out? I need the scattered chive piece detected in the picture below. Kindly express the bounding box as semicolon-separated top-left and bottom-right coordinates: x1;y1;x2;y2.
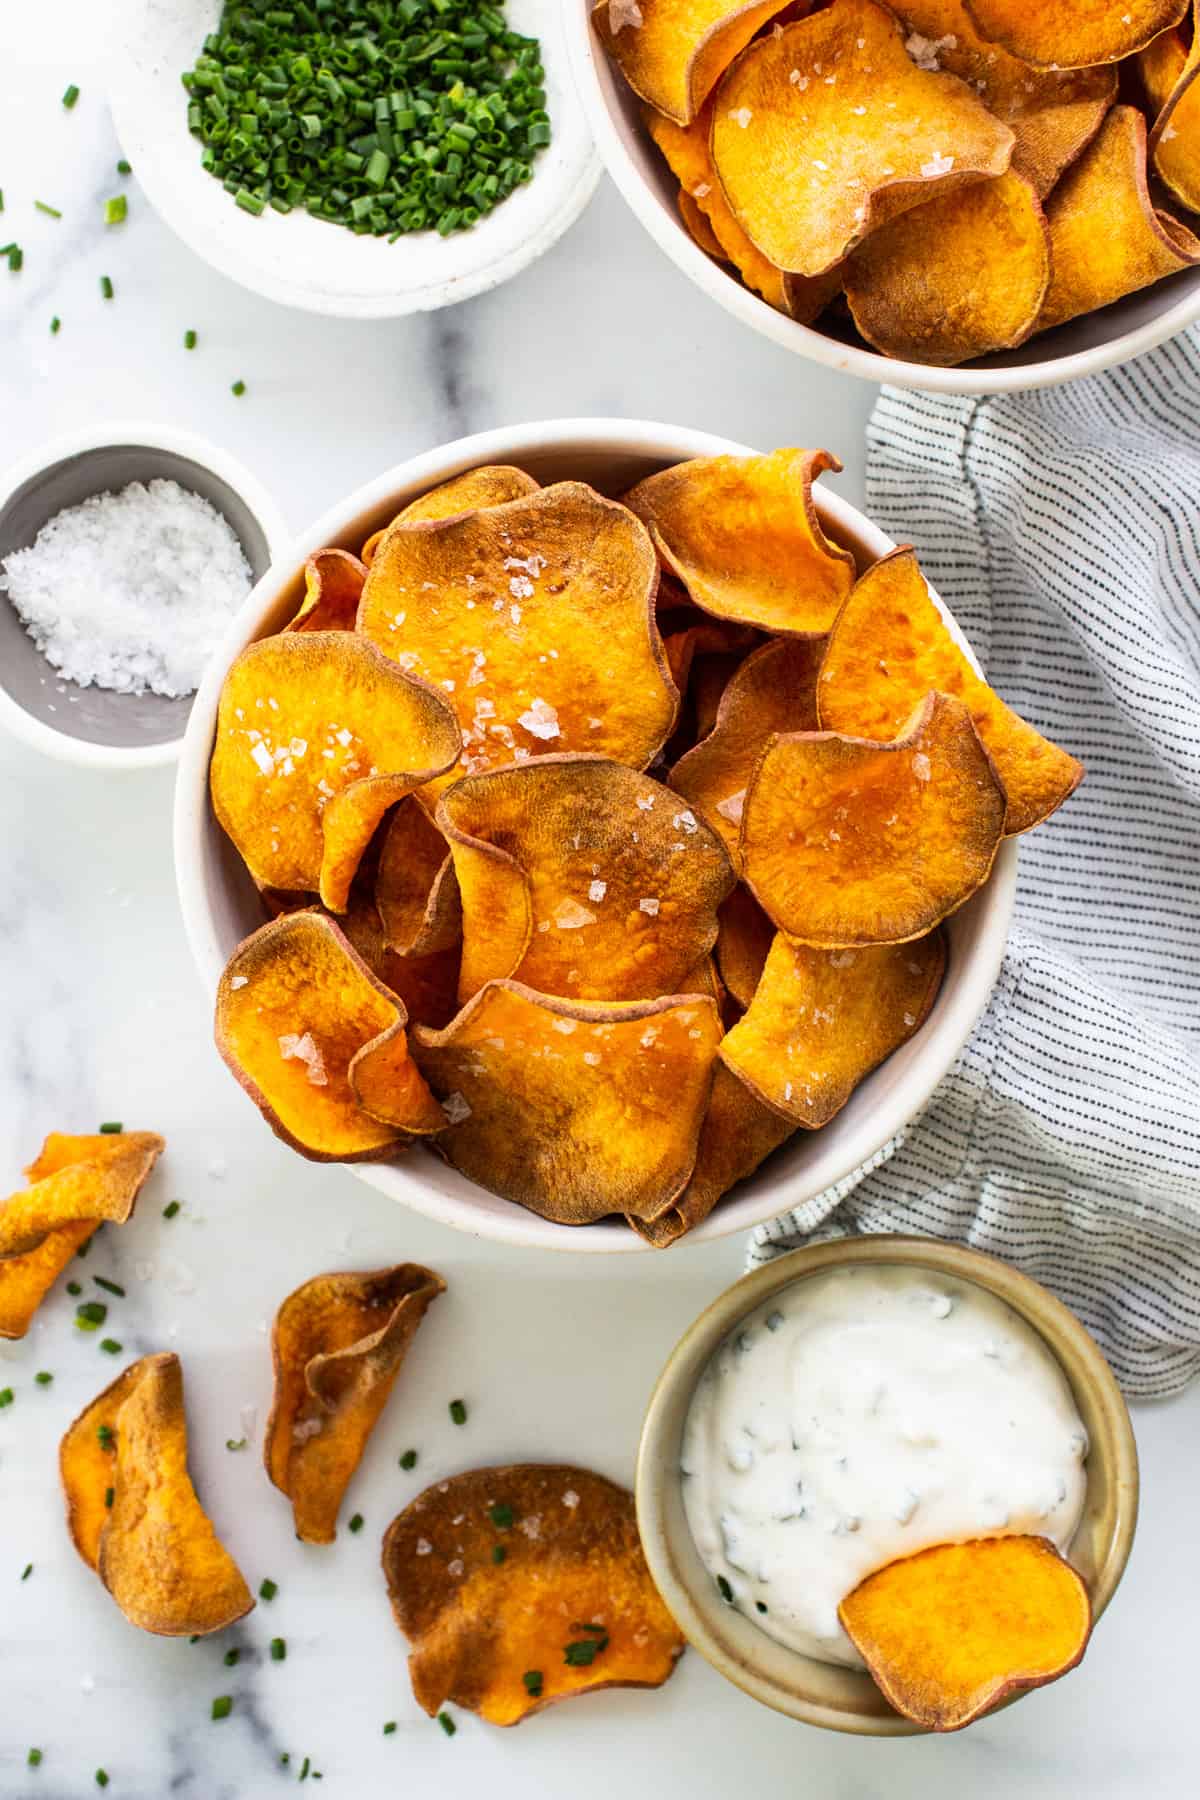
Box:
212;1695;233;1721
382;1722;396;1736
77;1236;93;1258
231;379;246;396
21;1563;33;1580
259;1577;278;1601
184;329;197;349
162;1200;181;1219
67;1280;82;1296
280;1753;290;1766
522;1670;543;1697
226;1437;247;1451
35;1371;53;1386
117;159;132;175
99;275;114;299
104;1487;115;1509
348;1513;364;1534
399;1449;417;1471
0;190;4;211
491;1545;506;1565
270;1637;286;1662
28;1748;42;1767
189;1635;200;1644
98;1424;114;1447
94;1276;125;1297
224;1648;239;1668
716;1575;734;1603
756;1601;768;1614
437;1711;456;1738
488;1503;514;1529
564;1637;607;1667
99;1122;122;1133
0;1388;13;1408
7;246;23;272
299;1758;310;1780
62;84;80;109
50;316;60;333
95;1772;108;1790
76;1301;107;1331
105;195;127;225
35;201;62;219
448;1398;467;1426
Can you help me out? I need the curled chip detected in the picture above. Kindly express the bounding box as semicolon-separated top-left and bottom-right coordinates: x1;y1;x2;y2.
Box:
210;630;460;910
215;911;441;1160
625;450;854;637
383;1463;685;1724
678;185;727;258
439;756;735;1003
375;798;462;957
358;482;678;778
714;884;774;1009
963;0;1187;68
362;465;540;564
672;636;823;857
411;981;722;1225
0;1133;164;1340
1040;106;1200;333
1143;7;1200;213
593;0;795;125
894;1;1115;198
663;617;761;691
630;1062;795;1246
62;1353;254;1637
265;1265;445;1544
287;548;367;633
710;1;1014;279
845;171;1050;366
720;930;946;1126
743;693;1004;946
839;1536;1092;1731
818;547;1083;835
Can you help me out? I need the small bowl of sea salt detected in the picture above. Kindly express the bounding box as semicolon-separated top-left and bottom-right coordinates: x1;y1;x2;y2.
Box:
0;422;287;769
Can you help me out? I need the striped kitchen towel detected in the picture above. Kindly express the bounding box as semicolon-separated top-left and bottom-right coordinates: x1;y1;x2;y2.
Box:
749;330;1200;1399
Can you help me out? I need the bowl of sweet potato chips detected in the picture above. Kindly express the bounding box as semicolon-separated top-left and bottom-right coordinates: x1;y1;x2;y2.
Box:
568;0;1200;390
174;418;1070;1250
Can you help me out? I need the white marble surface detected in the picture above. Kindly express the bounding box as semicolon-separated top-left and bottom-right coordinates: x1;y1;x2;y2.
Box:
1;7;1197;1798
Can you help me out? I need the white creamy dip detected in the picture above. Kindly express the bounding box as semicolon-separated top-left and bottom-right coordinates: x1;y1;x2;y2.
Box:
681;1266;1089;1668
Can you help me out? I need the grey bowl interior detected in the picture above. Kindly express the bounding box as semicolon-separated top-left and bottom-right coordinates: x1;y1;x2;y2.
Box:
0;445;275;750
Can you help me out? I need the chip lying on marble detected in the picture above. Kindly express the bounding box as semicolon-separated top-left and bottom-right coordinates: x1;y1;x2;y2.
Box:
265;1265;445;1544
61;1352;254;1637
383;1463;686;1725
0;1132;164;1340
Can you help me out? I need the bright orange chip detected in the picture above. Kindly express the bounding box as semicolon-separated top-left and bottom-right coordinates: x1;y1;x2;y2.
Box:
358;482;678;780
672;636;823;857
845;171;1050;366
743;693;1005;947
361;465;540;564
265;1265;445;1544
375;797;462;957
714;883;774;1008
839;1536;1092;1731
210;630;460;910
62;1353;255;1637
439;756;735;1004
818;547;1083;835
1039;105;1200;333
287;548;367;632
678;184;727;258
963;0;1186;68
893;1;1115;197
593;0;796;125
720;929;946;1125
1142;9;1200;217
710;1;1014;278
625;450;854;637
383;1463;685;1724
215;911;439;1161
0;1133;164;1340
412;981;722;1224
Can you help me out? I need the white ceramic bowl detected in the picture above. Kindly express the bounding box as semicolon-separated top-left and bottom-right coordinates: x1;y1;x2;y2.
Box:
109;0;600;319
0;421;287;771
174;417;1017;1250
564;1;1200;395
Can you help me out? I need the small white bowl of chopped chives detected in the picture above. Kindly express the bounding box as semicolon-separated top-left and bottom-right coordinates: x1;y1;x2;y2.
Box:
107;1;600;319
0;423;287;770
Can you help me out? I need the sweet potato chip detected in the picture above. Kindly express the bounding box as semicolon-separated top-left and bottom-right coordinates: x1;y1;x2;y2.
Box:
629;1061;794;1245
839;1536;1092;1731
215;911;439;1160
0;1133;164;1340
678;185;727;258
288;548;367;633
625;450;854;637
379;945;463;1032
210;630;460;910
593;0;796;125
720;929;945;1125
963;0;1186;68
672;636;823;857
411;981;722;1224
383;1463;685;1724
439;756;735;1003
375;797;462;956
743;693;1003;946
1039;106;1200;333
846;171;1050;365
711;1;1014;278
61;1359;149;1571
894;2;1115;197
265;1265;445;1544
818;548;1083;835
361;465;540;564
1143;8;1200;216
714;884;774;1008
663;617;761;691
359;483;678;780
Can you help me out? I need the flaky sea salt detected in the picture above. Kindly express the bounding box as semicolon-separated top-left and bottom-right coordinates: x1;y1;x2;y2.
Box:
0;478;252;697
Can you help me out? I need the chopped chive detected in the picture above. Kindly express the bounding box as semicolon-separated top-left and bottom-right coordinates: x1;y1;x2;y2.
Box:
448;1398;467;1426
189;1635;200;1644
62;84;80;109
382;1721;396;1735
437;1711;456;1737
226;1437;247;1451
348;1513;364;1533
67;1281;82;1296
76;1301;107;1331
117;158;132;175
95;1772;108;1790
99;275;114;299
488;1503;514;1529
522;1670;543;1696
259;1577;278;1600
231;379;246;396
280;1753;290;1766
564;1637;607;1667
224;1648;239;1668
93;1276;125;1297
105;196;127;225
21;1563;33;1580
162;1200;181;1218
35;1371;53;1386
97;1424;114;1447
756;1600;769;1614
399;1448;418;1470
77;1236;92;1258
212;1695;233;1721
50;316;60;333
0;190;4;211
184;329;197;349
716;1575;734;1603
7;246;23;272
491;1544;506;1565
28;1748;42;1766
104;1487;114;1509
99;1121;122;1133
235;188;265;216
270;1637;286;1661
299;1757;310;1780
0;1388;13;1407
35;201;62;218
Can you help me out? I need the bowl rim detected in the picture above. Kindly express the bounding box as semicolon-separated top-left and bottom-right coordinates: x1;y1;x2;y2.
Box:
173;415;1017;1252
0;419;290;771
635;1236;1140;1734
563;2;1200;396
